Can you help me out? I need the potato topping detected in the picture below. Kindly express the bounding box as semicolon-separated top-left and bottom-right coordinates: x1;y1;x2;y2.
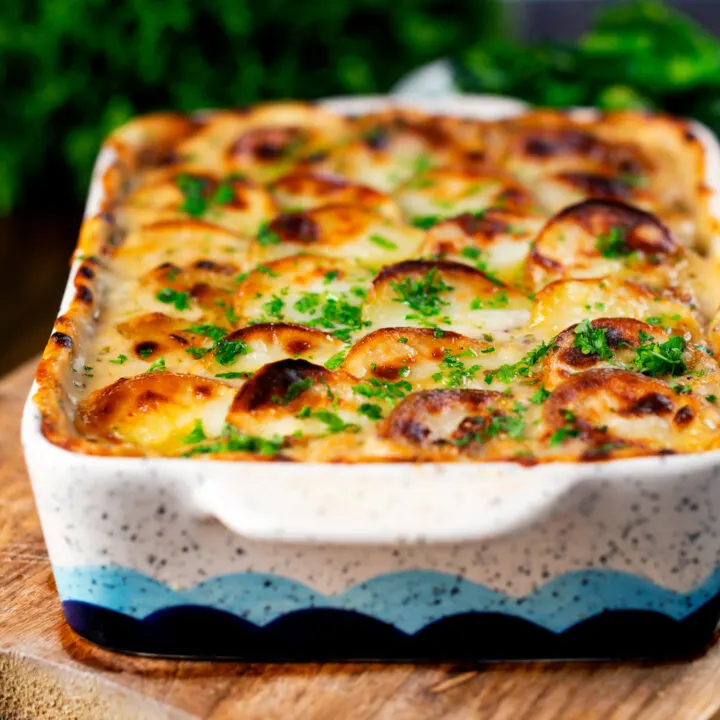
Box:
36;103;720;462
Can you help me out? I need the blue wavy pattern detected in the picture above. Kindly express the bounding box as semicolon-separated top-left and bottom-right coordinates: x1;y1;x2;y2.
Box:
52;565;720;634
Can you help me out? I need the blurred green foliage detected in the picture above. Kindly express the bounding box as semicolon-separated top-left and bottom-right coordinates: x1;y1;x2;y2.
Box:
455;1;720;132
0;0;500;212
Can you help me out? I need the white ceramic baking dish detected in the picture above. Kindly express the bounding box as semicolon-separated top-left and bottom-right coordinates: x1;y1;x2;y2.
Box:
20;94;720;660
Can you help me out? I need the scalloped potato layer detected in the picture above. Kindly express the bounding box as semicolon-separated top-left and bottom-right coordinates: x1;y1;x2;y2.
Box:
40;103;720;462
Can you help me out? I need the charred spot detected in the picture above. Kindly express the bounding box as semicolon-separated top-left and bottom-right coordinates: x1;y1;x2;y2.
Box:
286;339;312;355
137;390;168;410
78;265;95;280
497;186;532;209
231;127;303;162
269;212;319;243
684;129;697;142
558;172;633;199
362;127;390;151
374;258;477;286
155;149;182;167
528;245;562;271
464;150;485;164
560;346;600;368
193;384;213;399
456;208;517;238
168;333;190;346
627;392;674;416
193;259;235;274
524;129;599;158
189;283;212;301
674;405;695;426
395;418;430;445
75;285;93;304
234;359;327;411
135;341;158;358
51;332;73;349
373;363;405;380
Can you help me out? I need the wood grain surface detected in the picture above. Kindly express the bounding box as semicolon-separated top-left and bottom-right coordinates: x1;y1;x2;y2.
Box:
3;360;720;720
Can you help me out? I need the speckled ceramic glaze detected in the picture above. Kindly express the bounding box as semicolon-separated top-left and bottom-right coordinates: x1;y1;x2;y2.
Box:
21;95;720;660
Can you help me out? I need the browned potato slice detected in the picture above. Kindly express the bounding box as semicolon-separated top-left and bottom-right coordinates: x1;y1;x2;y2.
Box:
167;103;349;181
342;326;506;388
271;171;401;219
77;372;236;452
122;172;276;235
542;368;720;456
226;359;378;440
234;253;371;338
115;219;250;278
527;199;680;290
421;208;546;287
529;277;701;340
330;110;481;191
200;323;345;380
381;388;526;460
364;259;532;337
394;167;536;222
249;205;423;266
540;318;717;390
533;171;656;215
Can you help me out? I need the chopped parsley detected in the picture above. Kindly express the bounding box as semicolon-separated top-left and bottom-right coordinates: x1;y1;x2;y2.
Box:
549;409;581;446
459;246;504;286
215;371;252;379
156;287;191;311
354;378;412;403
670;381;691;395
292;292;366;342
453;408;526;445
432;349;482;388
109;354;127;365
146;357;166;373
358;403;384;420
391;268;453;323
573;319;613;361
137;346;154;359
257;222;282;247
470;290;509;310
262;294;285;319
485;341;555;384
632;335;687;377
323;270;340;284
412;216;440;230
707;394;717;403
180;420;207;444
530;386;551;405
183;423;284;457
273;377;314;405
214;338;250;366
325;350;347;371
309;409;360;434
369;234;398;251
184;324;228;343
176;174;236;217
596;226;632;258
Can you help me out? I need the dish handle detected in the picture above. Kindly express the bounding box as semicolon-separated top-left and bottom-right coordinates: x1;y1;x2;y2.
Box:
193;463;584;545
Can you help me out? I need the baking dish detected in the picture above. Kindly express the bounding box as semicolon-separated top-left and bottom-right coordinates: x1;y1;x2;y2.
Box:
21;94;720;660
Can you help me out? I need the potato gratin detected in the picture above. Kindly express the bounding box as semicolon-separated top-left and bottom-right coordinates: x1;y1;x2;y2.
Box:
34;103;720;463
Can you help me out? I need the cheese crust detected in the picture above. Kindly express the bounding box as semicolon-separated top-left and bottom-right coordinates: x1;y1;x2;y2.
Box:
34;103;720;463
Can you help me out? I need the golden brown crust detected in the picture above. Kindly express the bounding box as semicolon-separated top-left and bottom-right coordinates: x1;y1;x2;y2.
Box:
32;103;720;461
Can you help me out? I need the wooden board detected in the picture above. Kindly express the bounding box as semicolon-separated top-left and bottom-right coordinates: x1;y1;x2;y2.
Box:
4;359;720;720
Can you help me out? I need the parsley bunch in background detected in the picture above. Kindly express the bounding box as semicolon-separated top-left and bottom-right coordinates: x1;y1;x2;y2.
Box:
454;1;720;128
0;0;500;213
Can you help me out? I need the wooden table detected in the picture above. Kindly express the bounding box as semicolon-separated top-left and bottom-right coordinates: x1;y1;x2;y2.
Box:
4;360;720;720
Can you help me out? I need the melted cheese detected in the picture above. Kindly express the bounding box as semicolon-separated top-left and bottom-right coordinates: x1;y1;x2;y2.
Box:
39;103;720;463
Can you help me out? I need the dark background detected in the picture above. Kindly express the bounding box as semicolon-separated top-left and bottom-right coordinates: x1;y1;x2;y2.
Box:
2;0;719;375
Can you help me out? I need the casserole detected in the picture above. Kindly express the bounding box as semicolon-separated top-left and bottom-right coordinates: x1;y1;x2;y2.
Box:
21;94;720;659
